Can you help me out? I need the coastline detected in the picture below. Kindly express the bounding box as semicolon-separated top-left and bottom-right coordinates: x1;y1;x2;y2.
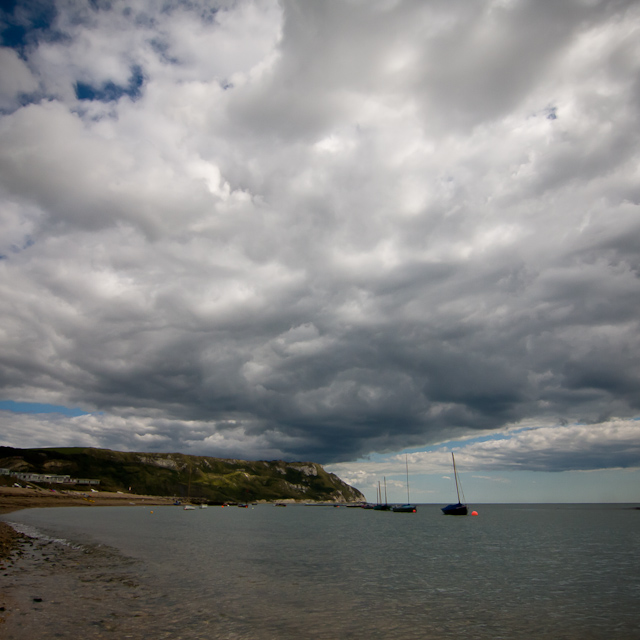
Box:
0;488;173;638
0;486;178;569
0;486;179;516
0;486;178;558
0;521;25;559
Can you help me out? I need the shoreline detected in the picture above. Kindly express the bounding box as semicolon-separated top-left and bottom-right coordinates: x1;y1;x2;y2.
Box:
0;485;180;516
0;488;180;638
0;486;178;561
0;520;155;638
0;521;26;559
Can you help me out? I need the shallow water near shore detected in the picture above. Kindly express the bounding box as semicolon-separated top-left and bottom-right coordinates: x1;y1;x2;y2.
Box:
2;503;639;639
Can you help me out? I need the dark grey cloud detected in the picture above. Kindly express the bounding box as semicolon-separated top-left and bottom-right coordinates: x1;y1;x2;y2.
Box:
0;0;639;465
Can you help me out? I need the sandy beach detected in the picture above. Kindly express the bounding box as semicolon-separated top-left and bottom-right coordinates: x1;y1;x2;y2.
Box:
0;486;179;517
0;524;160;639
0;487;185;638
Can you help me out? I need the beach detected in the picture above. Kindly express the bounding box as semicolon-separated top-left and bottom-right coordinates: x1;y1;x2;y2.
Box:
0;487;167;559
0;486;179;516
1;501;638;639
0;486;177;560
0;524;158;639
0;487;183;639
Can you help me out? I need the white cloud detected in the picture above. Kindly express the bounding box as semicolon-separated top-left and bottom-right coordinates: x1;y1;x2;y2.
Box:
0;47;39;109
405;419;640;473
1;0;639;464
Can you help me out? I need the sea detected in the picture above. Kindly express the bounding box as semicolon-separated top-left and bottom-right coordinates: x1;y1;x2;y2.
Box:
2;503;639;640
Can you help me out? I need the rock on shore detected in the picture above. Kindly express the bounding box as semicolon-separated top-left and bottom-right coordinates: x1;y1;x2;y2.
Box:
0;521;24;559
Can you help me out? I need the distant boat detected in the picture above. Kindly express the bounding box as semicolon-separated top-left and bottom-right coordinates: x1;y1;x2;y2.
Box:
373;478;391;510
392;455;417;513
237;503;249;508
392;504;417;513
184;462;195;510
441;452;468;516
199;503;208;509
274;502;287;507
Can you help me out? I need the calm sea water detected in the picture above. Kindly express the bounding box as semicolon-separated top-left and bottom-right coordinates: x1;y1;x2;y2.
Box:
3;504;639;639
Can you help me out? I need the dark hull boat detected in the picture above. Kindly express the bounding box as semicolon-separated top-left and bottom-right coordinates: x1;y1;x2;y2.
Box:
441;502;468;516
441;452;468;516
392;504;417;513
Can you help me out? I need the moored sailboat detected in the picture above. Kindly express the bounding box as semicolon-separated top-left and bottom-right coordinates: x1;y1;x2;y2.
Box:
373;477;391;510
392;455;417;513
441;452;468;515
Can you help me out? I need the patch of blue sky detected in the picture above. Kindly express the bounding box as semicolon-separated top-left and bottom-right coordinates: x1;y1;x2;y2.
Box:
0;400;89;417
1;1;59;52
75;65;145;103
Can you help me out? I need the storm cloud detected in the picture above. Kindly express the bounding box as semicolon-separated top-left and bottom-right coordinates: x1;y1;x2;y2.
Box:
0;0;639;465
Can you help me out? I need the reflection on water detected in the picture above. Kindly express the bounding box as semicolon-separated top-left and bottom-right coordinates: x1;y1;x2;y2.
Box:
3;504;639;639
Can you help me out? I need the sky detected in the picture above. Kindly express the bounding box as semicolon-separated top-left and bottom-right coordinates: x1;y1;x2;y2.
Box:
0;0;639;503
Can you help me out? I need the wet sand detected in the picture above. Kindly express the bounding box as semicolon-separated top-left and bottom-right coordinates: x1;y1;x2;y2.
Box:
0;520;243;639
0;526;164;639
0;488;193;639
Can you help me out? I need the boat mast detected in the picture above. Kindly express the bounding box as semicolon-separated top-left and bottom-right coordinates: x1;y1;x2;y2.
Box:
452;452;461;504
405;454;410;504
384;477;388;505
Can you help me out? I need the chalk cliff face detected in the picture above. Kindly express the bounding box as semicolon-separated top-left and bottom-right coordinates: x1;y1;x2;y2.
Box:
0;447;365;503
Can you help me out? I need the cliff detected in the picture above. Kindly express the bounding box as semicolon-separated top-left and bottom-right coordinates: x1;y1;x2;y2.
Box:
0;446;364;504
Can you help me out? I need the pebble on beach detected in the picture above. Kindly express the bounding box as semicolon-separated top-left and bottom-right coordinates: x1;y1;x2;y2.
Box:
0;522;25;560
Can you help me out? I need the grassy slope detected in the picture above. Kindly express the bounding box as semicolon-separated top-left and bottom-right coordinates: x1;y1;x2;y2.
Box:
0;447;364;503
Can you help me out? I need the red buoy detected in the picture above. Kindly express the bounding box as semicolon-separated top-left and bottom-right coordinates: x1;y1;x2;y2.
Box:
471;511;478;516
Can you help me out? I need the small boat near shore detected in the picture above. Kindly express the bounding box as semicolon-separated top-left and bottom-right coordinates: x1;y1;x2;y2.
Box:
183;505;196;510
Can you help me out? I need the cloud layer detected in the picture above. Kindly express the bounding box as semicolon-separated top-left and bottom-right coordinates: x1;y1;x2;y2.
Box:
410;419;640;473
1;1;639;464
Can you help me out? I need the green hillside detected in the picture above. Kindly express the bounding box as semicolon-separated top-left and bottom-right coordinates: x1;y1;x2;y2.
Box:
0;446;365;504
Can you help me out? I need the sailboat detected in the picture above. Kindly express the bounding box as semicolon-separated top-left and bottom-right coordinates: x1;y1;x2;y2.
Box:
392;455;417;513
373;477;391;510
441;452;468;515
183;461;196;510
